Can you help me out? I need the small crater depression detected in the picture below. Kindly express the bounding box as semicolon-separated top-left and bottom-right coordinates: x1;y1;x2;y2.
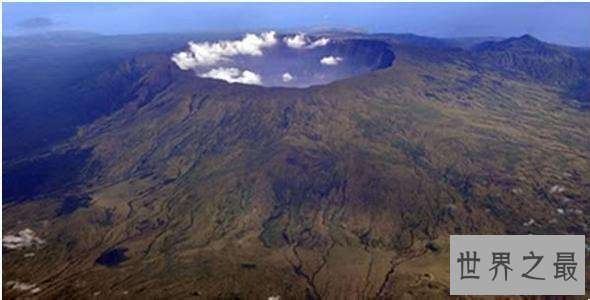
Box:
96;247;129;267
172;31;395;88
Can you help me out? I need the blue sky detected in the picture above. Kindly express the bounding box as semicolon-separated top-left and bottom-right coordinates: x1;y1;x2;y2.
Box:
3;3;590;46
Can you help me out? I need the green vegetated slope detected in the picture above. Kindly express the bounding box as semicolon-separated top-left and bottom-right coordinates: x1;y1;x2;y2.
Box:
3;34;589;299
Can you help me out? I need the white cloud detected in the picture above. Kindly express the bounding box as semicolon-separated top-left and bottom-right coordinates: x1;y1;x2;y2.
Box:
200;67;262;85
3;228;45;250
320;56;343;66
283;33;330;49
172;31;277;69
282;72;294;82
308;37;330;49
284;33;308;49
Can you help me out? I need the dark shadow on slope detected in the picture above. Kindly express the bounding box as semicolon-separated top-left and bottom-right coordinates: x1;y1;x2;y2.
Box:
3;149;97;204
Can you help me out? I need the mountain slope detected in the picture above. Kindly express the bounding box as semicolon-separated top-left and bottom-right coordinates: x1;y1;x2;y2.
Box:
3;34;590;298
472;34;590;106
2;32;241;161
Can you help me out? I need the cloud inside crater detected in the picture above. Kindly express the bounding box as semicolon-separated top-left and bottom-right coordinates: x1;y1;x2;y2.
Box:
200;67;262;85
283;33;330;49
172;31;277;69
320;56;343;66
172;31;336;85
309;37;330;48
282;72;294;82
284;33;307;49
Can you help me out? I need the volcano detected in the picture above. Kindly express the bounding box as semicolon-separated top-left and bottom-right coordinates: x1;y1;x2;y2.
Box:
3;31;590;298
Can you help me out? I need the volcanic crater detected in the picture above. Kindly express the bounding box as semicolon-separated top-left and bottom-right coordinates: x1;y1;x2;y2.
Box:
172;32;395;88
